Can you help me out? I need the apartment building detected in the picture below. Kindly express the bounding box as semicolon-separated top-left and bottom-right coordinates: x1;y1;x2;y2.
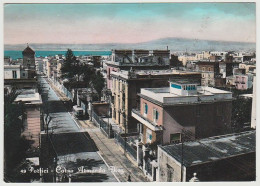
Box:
4;65;21;79
196;61;220;86
106;49;170;90
234;74;253;90
132;79;232;146
110;69;201;133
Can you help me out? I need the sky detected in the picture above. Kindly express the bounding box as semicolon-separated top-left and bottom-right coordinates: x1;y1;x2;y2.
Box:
4;3;256;45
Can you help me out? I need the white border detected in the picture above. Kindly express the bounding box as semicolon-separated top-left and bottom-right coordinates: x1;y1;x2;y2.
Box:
0;1;258;186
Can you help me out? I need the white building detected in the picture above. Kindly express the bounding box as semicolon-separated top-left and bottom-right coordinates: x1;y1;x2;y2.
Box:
4;65;21;79
251;70;256;129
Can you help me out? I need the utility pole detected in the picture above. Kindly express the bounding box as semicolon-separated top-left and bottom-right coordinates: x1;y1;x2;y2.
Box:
108;93;111;138
53;157;57;183
123;111;126;155
180;133;184;182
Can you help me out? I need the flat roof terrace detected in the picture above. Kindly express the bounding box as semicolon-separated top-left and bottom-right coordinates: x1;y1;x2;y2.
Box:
139;86;232;106
14;89;42;105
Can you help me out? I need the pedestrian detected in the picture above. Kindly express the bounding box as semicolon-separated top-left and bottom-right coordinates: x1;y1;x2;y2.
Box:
127;175;131;182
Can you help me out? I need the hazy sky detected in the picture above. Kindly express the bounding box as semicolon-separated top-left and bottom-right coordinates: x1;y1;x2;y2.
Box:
4;3;256;44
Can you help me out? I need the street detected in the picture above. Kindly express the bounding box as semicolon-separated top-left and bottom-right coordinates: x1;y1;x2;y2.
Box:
38;76;118;182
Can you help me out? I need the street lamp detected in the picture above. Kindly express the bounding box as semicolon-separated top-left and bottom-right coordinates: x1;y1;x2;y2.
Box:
107;94;112;138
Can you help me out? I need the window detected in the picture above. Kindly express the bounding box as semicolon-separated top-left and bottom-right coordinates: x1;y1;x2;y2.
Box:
171;83;181;89
202;67;205;71
12;70;17;79
153;108;159;122
167;164;174;182
144;103;148;116
208;67;211;71
146;128;152;143
170;133;181;144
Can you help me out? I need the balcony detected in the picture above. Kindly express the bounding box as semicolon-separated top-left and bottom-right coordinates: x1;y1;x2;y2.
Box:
132;109;163;131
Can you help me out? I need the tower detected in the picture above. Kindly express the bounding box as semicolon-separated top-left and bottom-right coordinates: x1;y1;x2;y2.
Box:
22;43;35;69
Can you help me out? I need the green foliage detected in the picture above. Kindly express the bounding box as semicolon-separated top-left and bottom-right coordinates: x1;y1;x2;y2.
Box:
231;98;252;132
60;49;105;101
170;55;183;67
61;49;75;79
4;89;31;182
92;71;105;101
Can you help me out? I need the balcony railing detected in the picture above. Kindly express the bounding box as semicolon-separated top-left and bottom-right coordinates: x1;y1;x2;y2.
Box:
132;109;163;131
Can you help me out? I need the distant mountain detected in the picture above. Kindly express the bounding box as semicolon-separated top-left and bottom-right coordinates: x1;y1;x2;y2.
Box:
4;37;256;52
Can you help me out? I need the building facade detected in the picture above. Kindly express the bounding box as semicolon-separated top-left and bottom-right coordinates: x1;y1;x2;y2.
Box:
4;65;21;79
14;89;43;147
132;79;232;146
158;130;255;182
234;74;253;90
196;61;220;86
111;69;201;133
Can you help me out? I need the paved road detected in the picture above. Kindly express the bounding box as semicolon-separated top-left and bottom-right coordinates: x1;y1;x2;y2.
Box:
38;76;79;133
77;120;149;182
38;76;117;182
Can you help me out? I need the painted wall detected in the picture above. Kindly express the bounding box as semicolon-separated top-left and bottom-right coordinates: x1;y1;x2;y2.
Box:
107;66;119;90
140;98;163;126
158;147;183;182
4;67;21;79
22;107;41;147
163;101;232;144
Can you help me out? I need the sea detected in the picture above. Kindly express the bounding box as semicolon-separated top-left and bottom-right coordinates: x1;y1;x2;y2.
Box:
4;50;112;60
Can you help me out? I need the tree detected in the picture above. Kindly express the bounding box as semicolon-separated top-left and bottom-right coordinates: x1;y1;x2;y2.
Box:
92;71;105;101
61;49;94;104
231;98;252;132
61;49;75;79
4;89;31;182
170;55;183;68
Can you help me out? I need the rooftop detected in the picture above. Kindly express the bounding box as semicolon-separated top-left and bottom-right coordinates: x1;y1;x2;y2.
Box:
4;64;21;69
14;89;42;105
159;130;255;167
139;86;232;106
22;45;35;55
110;69;201;80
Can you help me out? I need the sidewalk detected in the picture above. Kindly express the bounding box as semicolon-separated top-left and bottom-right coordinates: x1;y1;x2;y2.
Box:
77;120;148;182
45;78;70;101
47;78;148;182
